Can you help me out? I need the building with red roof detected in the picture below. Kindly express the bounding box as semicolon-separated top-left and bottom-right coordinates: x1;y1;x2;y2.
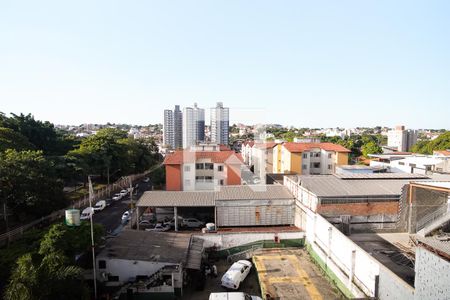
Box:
273;142;350;174
164;144;243;191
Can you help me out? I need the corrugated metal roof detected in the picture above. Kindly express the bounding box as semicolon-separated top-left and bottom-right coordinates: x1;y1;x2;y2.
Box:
334;173;430;180
137;191;216;207
216;185;294;201
137;185;294;207
296;175;411;197
413;234;450;257
411;181;450;190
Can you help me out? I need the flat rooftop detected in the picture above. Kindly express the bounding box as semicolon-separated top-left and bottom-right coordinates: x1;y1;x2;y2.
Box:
253;248;344;299
349;233;415;285
98;230;192;264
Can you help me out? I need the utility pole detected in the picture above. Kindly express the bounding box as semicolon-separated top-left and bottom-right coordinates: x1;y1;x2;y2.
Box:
88;176;98;299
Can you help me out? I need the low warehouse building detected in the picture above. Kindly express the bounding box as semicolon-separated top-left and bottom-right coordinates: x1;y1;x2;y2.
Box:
136;185;295;229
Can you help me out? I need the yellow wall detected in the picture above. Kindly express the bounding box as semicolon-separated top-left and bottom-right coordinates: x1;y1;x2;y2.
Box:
273;144;282;173
290;152;302;174
336;152;349;165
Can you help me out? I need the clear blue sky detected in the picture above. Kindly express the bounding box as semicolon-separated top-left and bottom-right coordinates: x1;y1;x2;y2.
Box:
1;1;449;129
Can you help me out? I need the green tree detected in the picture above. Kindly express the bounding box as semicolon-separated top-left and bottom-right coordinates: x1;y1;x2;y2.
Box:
4;252;88;300
361;141;383;158
0;128;35;152
0;150;66;220
411;131;450;154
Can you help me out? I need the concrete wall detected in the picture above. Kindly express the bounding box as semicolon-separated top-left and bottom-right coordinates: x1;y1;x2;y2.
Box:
378;266;415;300
415;247;450;300
195;231;304;250
97;258;171;283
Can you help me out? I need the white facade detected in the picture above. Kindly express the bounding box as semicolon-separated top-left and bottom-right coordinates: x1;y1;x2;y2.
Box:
370;155;450;174
414;247;450;299
181;160;228;191
387;126;418;152
210;102;229;145
182;103;205;149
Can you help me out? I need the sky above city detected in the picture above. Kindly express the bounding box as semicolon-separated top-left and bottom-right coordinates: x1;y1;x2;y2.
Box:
1;1;449;129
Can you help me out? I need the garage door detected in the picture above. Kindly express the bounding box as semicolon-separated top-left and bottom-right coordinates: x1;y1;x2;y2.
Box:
216;205;293;227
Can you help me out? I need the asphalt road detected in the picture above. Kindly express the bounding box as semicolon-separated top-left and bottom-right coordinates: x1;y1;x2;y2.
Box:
91;179;153;233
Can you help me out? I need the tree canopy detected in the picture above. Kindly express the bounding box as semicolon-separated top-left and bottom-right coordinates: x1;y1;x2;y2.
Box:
411;131;450;154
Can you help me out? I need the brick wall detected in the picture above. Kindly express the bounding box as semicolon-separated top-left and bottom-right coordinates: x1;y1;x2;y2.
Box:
317;202;399;216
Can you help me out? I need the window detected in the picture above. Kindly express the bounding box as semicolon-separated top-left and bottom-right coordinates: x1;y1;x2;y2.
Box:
409;163;416;168
196;163;204;170
218;165;224;172
313;162;320;168
220;179;224;185
99;260;106;269
205;163;214;170
328;164;332;170
184;165;190;172
303;153;308;159
195;176;204;180
205;176;213;182
302;164;307;170
398;162;405;166
328;153;332;159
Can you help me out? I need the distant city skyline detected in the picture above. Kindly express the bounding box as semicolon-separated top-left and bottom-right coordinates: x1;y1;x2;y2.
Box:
1;1;450;129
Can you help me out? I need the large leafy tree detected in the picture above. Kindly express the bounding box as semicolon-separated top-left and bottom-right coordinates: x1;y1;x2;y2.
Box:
361;141;383;158
412;131;450;154
0;128;35;152
0;150;66;220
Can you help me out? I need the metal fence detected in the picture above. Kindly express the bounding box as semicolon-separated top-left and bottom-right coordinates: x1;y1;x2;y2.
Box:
0;172;148;247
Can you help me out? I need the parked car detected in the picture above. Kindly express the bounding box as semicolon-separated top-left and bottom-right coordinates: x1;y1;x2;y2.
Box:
182;218;205;228
143;177;150;183
138;220;155;228
80;207;94;220
221;260;252;290
146;223;171;232
119;189;128;197
209;292;262;300
112;193;122;201
164;216;184;229
93;200;107;212
121;211;132;222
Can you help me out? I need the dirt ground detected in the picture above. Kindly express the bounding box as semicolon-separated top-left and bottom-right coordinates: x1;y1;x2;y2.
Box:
253;248;345;300
182;259;262;300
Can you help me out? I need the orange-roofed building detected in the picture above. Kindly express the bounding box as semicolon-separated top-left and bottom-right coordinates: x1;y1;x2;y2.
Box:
164;144;243;191
273;142;351;174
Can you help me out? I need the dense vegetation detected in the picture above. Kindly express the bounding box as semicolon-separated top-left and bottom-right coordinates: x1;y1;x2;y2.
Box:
3;222;104;300
411;131;450;154
0;112;161;224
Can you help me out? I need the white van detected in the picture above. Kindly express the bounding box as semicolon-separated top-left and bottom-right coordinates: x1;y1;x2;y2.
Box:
93;200;106;212
209;292;262;300
221;260;252;290
80;207;94;220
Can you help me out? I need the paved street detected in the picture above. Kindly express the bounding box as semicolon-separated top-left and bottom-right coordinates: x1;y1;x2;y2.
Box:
91;179;153;233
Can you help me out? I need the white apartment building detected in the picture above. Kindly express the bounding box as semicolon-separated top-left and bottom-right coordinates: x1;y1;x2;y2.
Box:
210;102;229;145
182;103;205;149
387;125;418;152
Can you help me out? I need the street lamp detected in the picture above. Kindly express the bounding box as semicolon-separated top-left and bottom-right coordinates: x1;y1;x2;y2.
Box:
88;175;100;299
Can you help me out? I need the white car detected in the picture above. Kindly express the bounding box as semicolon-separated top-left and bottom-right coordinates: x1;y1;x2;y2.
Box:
121;211;131;222
182;218;205;228
93;200;106;212
119;189;128;197
80;207;94;220
112;193;122;201
221;260;252;290
209;292;262;300
146;223;171;232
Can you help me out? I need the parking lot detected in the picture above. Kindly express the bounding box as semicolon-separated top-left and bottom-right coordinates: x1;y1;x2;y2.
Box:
182;258;262;300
